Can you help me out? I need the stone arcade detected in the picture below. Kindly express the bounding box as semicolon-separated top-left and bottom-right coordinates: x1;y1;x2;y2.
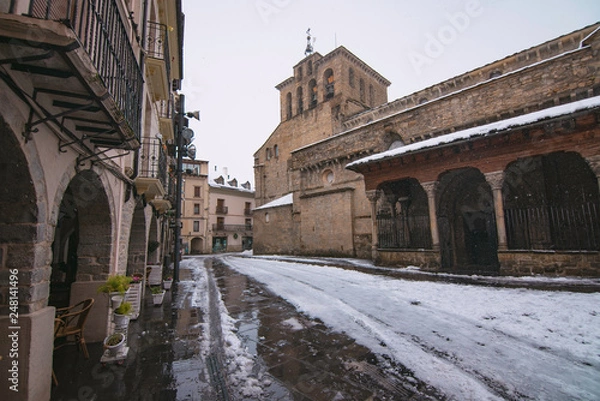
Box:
253;23;600;277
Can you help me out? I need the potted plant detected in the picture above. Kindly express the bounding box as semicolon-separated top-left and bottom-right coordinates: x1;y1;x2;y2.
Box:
103;332;125;357
150;286;165;305
163;276;173;290
98;275;132;296
113;301;132;327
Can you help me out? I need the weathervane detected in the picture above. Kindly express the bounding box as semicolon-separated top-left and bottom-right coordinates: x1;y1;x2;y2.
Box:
305;28;316;56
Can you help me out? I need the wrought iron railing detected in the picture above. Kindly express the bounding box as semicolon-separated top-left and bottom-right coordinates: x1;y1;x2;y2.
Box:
212;224;253;232
146;21;171;80
377;214;432;249
14;0;143;142
159;92;174;120
216;206;228;215
139;138;167;188
505;203;600;251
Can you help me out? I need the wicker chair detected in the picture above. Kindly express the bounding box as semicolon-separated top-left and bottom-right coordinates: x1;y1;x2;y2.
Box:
54;298;95;358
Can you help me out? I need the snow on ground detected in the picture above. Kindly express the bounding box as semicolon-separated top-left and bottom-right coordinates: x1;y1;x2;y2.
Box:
221;255;600;401
178;257;274;399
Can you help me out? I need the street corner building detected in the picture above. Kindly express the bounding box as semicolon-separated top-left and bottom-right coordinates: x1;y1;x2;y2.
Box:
0;1;184;400
253;23;600;277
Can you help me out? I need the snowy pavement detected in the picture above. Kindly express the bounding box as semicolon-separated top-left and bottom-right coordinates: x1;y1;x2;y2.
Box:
207;255;600;401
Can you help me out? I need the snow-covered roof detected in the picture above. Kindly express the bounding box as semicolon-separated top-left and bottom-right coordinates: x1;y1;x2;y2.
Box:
347;95;600;169
254;193;293;211
209;179;254;194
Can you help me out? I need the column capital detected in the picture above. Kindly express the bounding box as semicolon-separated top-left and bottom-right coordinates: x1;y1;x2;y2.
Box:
586;155;600;177
365;189;381;203
485;171;505;191
421;181;438;197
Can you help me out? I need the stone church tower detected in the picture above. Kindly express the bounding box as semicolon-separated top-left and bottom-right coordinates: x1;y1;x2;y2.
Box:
253;46;394;257
254;46;390;206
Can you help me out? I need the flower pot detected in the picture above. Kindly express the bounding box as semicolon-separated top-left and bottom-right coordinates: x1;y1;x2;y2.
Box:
152;291;165;306
111;295;123;309
163;279;172;290
113;313;130;328
103;333;125;357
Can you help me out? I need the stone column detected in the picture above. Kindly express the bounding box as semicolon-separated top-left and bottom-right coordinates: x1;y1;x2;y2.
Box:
366;190;381;261
485;171;508;251
422;181;440;251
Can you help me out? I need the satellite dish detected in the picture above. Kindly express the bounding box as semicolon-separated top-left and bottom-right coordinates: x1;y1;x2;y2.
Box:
181;127;194;145
186;144;196;160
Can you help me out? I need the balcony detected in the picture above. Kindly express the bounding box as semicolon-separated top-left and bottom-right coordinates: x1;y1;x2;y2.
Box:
145;21;170;102
0;0;143;149
212;224;253;233
244;209;253;216
158;92;174;141
135;138;169;203
216;205;229;215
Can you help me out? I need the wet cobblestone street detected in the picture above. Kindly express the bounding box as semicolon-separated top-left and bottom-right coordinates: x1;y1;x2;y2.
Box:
211;259;444;400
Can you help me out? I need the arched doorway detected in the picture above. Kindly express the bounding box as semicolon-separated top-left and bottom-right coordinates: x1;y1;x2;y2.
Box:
377;178;431;249
504;151;600;250
437;168;499;273
50;170;113;304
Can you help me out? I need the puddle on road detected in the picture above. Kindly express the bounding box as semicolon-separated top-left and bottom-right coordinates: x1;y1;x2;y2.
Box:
211;260;446;401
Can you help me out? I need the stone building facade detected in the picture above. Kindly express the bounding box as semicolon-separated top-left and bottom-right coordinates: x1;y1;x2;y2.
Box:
209;177;254;253
0;2;184;400
180;159;211;254
253;23;600;277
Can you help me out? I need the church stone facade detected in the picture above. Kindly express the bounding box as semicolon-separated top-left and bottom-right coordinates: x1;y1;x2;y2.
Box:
254;23;600;277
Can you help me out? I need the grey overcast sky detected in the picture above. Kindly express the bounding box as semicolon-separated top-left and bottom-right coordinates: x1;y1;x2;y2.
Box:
181;0;600;185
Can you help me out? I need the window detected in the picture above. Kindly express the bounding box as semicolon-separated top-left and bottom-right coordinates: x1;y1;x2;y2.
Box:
216;217;225;230
324;69;334;99
297;66;303;79
369;84;374;106
265;212;270;223
274;144;279;158
244;202;252;216
308;79;317;108
359;79;365;103
194;186;201;198
349;68;355;88
245;218;252;230
286;92;293;119
323;169;334;185
216;199;227;214
266;148;272;160
193;221;200;232
307;60;313;75
297;86;304;114
193;203;200;215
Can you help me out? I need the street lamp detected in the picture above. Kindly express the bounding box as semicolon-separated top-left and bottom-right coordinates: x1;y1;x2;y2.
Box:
173;93;199;282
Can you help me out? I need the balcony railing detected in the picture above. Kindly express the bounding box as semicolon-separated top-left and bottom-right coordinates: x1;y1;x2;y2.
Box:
139;138;167;189
212;224;253;232
216;206;229;215
146;21;171;79
11;0;144;142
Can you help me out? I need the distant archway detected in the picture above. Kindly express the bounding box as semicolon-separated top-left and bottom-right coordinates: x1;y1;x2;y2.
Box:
127;199;147;276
